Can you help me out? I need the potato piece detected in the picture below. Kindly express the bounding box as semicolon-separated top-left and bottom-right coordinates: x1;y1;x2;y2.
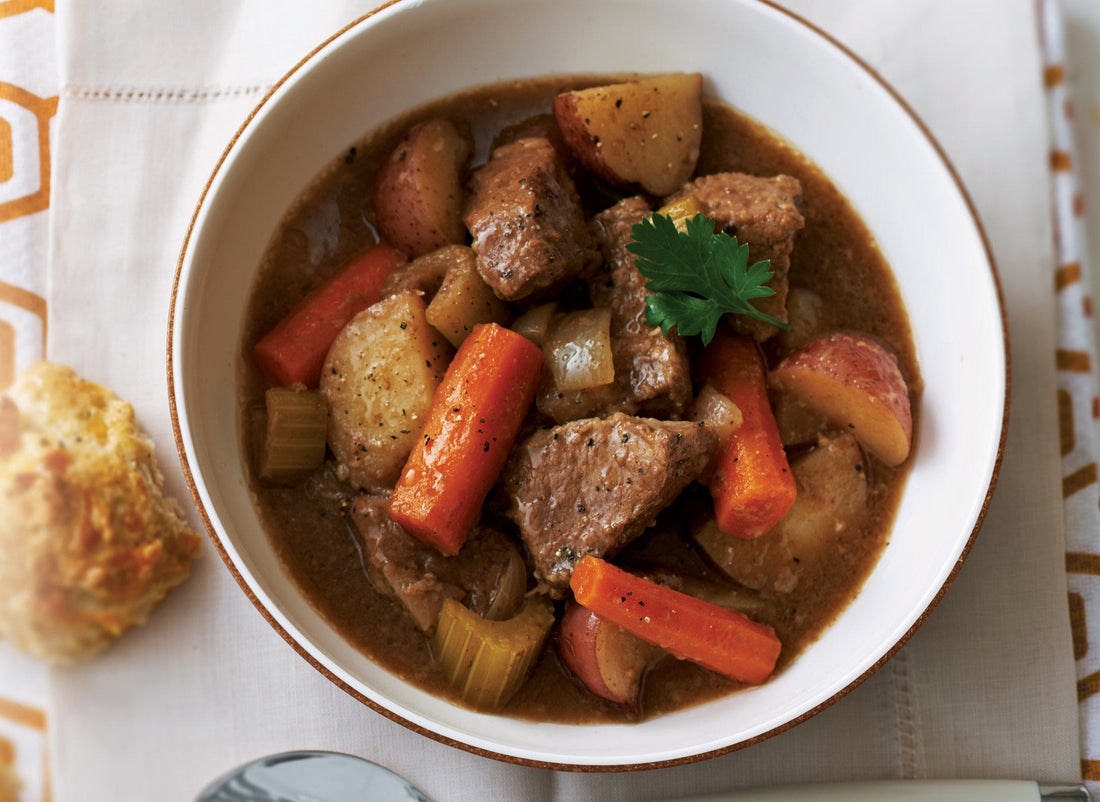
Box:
553;74;702;196
558;601;656;706
694;432;869;593
320;292;452;490
771;390;829;448
776;433;869;557
372;118;473;257
770;332;912;466
424;246;511;348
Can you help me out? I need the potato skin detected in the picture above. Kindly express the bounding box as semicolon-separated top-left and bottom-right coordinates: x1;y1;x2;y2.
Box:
558;601;654;706
770;332;913;467
553;73;702;196
373;118;473;257
320;292;453;490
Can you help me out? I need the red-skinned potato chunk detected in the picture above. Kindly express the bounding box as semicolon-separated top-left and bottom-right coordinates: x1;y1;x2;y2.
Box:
553;74;703;196
373;118;472;257
770;332;913;467
558;601;657;707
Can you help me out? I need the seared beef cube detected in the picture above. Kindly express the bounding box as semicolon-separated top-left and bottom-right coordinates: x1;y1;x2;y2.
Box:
536;196;693;423
501;413;717;597
667;172;803;340
592;197;694;412
348;493;525;632
491;114;576;167
464;137;599;301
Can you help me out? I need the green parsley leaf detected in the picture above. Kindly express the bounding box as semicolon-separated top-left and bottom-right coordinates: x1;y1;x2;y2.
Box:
627;212;788;345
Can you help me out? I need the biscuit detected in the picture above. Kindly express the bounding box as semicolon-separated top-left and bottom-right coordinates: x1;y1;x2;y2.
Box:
0;362;201;662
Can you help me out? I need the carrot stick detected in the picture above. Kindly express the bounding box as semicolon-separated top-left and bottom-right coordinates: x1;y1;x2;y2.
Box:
252;244;406;387
699;333;796;539
389;323;543;556
570;555;781;685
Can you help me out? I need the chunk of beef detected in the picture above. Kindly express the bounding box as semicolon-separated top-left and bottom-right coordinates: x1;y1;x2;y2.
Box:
591;197;695;413
464;137;599;301
500;412;718;597
348;493;525;632
667;172;803;340
491;114;577;169
536;196;693;423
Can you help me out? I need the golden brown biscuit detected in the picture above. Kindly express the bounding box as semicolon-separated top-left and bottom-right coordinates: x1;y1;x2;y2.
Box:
0;361;201;662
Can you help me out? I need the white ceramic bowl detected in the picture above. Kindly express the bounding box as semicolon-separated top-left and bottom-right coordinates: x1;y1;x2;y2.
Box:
169;0;1007;770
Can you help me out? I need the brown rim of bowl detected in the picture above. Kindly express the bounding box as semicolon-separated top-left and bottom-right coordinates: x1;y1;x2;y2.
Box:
166;0;1011;773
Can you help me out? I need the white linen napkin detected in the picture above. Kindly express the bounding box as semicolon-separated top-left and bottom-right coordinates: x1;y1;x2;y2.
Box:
36;0;1081;799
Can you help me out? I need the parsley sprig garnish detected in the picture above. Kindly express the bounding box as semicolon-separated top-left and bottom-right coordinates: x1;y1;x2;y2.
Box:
627;212;788;345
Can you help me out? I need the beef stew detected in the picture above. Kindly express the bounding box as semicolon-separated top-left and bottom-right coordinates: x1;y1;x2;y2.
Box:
239;73;920;723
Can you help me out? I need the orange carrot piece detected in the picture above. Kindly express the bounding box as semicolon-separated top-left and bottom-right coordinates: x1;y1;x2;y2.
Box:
389;323;543;556
252;244;406;387
699;333;796;539
570;555;781;685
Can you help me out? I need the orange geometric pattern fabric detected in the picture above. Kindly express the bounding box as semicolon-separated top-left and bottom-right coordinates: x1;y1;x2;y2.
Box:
0;82;56;224
0;1;54;799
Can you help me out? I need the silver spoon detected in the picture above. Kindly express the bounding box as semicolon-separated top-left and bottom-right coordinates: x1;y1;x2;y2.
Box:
195;750;432;802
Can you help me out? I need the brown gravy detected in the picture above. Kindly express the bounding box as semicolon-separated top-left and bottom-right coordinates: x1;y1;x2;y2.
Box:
240;75;920;723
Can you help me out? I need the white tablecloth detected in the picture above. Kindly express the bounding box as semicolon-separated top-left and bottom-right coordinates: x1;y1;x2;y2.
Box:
0;0;1092;799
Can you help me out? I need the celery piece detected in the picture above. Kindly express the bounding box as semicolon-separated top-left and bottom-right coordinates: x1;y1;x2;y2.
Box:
432;596;554;709
258;387;328;482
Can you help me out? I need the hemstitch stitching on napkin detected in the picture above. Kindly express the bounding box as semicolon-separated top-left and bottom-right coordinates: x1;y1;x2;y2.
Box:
892;649;921;777
63;84;271;104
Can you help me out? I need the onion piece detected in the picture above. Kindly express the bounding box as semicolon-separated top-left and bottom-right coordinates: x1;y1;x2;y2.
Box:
511;302;558;346
691;382;743;444
485;545;528;621
543;308;614;391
